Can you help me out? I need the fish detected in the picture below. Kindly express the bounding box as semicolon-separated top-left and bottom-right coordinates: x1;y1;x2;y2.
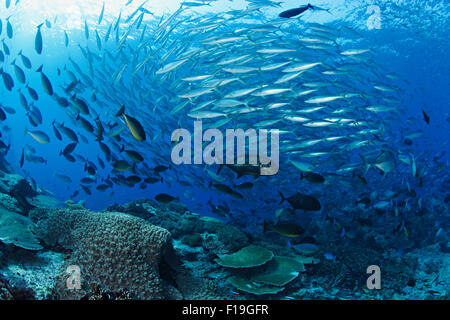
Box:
20;148;24;167
26;84;39;101
35;23;44;54
25;127;50;144
156;59;188;75
95;30;102;50
52;121;62;140
98;1;105;24
290;160;315;173
70;96;90;115
54;173;72;183
263;221;305;238
11;60;26;84
84;20;89;39
116;105;146;141
2;40;10;55
61;142;77;155
59;124;78;142
422;110;430;124
210;182;244;199
279;192;321;211
301;172;325;184
36;65;53;96
25;154;47;164
144;176;163;184
155;193;179;204
6;17;12;39
235;182;254;190
96;184;109;191
64;30;69;47
0;68;14;91
18;50;32;69
0;107;6;121
80;177;96;184
123;149;144;162
113;160;132;172
279;4;314;18
126;175;141;185
219;163;261;179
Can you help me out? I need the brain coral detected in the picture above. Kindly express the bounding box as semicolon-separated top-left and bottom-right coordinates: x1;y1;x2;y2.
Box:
31;208;175;299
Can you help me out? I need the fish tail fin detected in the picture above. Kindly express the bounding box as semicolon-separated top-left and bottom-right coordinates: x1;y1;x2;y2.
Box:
36;65;43;73
359;154;371;174
279;191;286;204
37;23;44;29
115;105;125;117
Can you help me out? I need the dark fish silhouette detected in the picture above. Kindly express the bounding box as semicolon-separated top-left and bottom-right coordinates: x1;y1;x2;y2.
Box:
155;193;179;204
35;23;43;54
422;110;430;124
280;3;330;19
279;4;314;18
20;148;24;168
279;191;321;211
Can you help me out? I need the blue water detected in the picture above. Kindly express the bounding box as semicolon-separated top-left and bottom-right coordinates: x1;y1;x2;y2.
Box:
0;0;448;219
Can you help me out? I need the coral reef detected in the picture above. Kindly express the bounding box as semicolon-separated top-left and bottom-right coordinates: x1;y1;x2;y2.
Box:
80;284;133;300
0;249;64;299
215;245;274;268
107;199;250;253
0;172;447;301
0;193;20;213
229;276;285;295
0;273;35;300
215;245;306;295
30;208;175;299
0;173;37;214
181;233;203;247
0;208;42;251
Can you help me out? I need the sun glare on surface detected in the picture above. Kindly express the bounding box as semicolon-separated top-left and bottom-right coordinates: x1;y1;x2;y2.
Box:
8;0;184;31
